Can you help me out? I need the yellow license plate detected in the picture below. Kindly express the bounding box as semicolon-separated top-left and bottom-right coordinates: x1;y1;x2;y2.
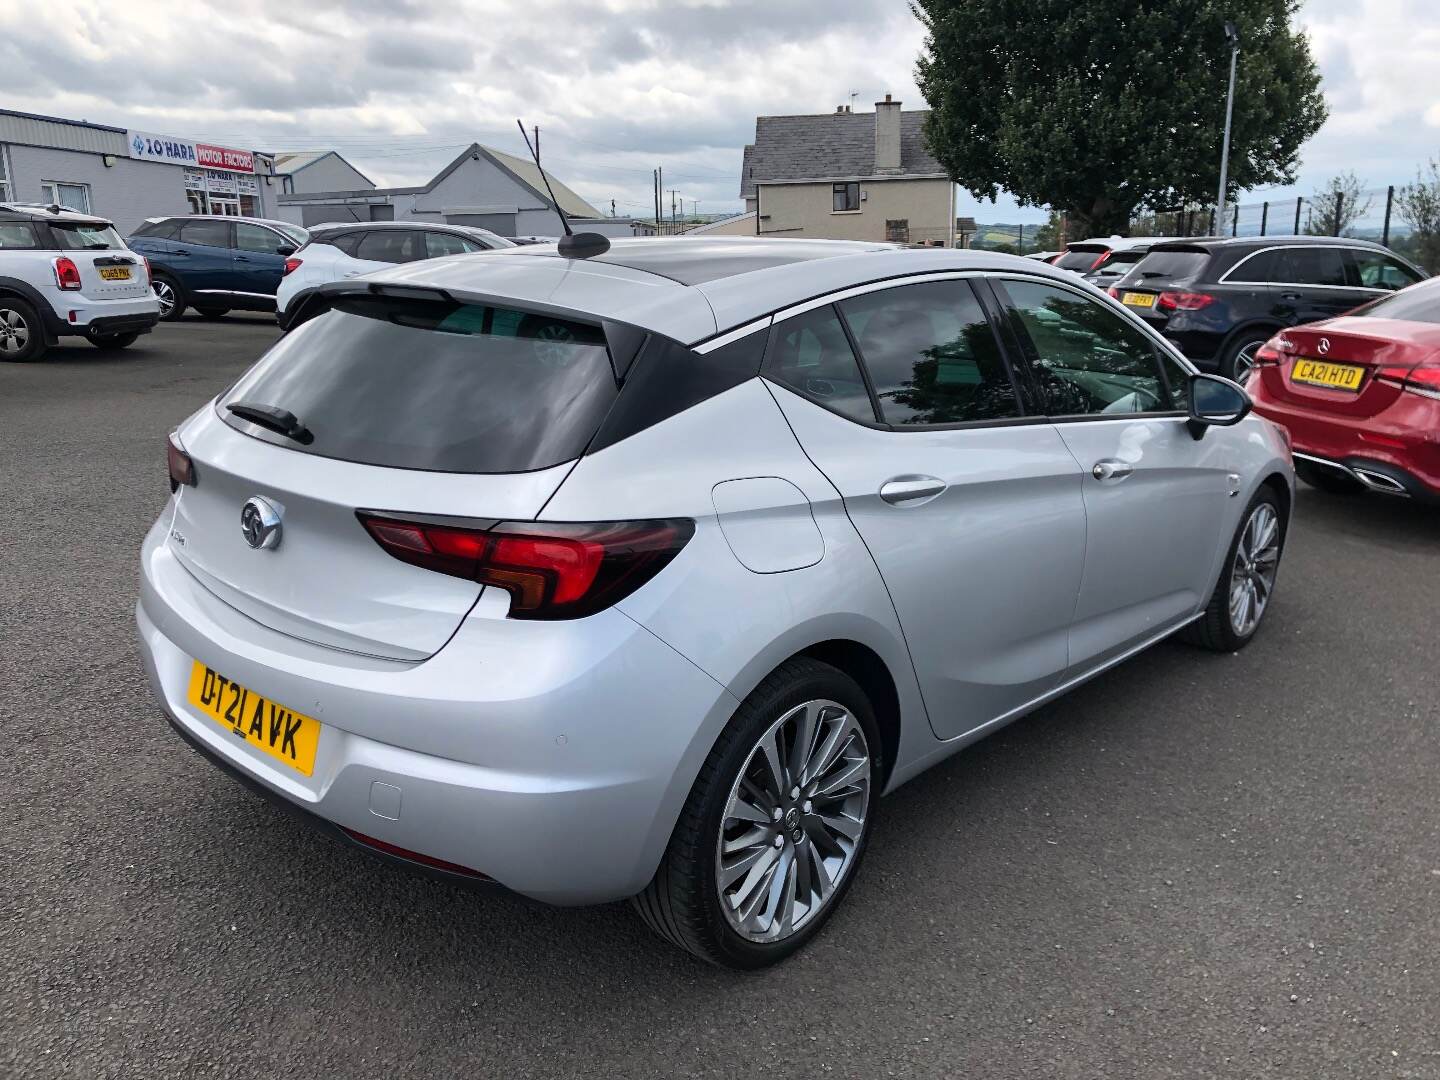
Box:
1292;358;1364;392
98;266;131;281
1121;291;1156;308
186;661;321;776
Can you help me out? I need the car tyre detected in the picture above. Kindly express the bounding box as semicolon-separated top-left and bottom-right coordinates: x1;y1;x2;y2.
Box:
0;296;46;363
1220;328;1275;384
153;276;186;322
1294;460;1362;495
89;332;140;351
632;657;880;969
1183;487;1286;652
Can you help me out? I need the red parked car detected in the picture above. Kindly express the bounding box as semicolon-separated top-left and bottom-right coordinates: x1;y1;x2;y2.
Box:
1247;277;1440;501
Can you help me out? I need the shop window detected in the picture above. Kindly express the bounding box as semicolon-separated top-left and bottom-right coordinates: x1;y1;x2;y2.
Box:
41;181;91;214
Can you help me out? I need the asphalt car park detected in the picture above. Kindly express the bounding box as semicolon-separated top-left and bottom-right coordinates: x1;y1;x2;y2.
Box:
4;315;1440;1076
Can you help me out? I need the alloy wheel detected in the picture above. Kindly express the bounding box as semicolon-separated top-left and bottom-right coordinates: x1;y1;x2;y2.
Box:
1232;340;1263;384
1229;502;1281;637
153;280;176;318
0;307;30;355
716;698;871;943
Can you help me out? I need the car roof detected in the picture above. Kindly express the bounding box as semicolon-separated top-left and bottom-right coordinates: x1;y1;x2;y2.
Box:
151;214;301;230
347;236;1097;345
0;202;114;227
1066;236;1158;252
1147;234;1392;253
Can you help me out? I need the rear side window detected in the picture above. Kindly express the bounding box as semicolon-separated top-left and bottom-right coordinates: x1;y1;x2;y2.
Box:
1224;249;1277;283
763;305;877;423
221;299;618;473
180;219;230;248
839;279;1019;425
49;222;124;250
1135;250;1211;281
1275;247;1347;287
0;222;38;249
357;230;425;263
1000;279;1173;416
425;231;477;257
324;232;364;256
132;219;181;239
1053;247;1105;271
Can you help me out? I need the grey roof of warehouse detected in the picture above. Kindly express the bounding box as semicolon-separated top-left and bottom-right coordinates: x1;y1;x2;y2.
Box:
276;142;602;218
739;99;946;199
271;150;375;186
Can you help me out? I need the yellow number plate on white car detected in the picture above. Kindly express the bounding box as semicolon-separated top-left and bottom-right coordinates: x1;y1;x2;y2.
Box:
98;266;131;281
186;661;322;776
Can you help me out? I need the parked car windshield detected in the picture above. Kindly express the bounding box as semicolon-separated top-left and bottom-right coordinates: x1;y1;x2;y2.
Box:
1054;247;1105;270
1350;280;1440;324
276;223;309;246
220;296;619;473
49;222;125;250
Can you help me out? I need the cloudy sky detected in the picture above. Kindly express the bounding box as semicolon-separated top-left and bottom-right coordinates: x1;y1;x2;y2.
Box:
0;0;1435;224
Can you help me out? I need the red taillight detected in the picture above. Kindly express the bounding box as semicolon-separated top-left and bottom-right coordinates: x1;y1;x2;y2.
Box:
53;256;82;290
167;432;195;492
357;514;694;620
1251;332;1296;370
283;257;302;276
340;828;491;879
1158;291;1215;311
140;256;152;284
1106;286;1121;299
1376;362;1440;400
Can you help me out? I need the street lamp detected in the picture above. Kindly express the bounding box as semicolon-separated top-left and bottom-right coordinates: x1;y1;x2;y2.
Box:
1215;20;1241;235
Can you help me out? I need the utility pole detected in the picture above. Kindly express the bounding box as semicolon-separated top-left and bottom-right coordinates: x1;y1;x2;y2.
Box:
658;166;663;229
671;189;677;223
610;198;616;218
1215;21;1241;232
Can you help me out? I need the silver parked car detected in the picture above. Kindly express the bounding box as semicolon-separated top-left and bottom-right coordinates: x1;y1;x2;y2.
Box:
137;238;1294;968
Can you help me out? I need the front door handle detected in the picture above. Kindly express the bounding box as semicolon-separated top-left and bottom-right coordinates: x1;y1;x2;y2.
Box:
1278;291;1301;301
1091;459;1134;482
235;255;251;262
879;475;947;506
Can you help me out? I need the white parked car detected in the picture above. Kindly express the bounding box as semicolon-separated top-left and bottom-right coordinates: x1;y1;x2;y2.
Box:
275;222;513;329
0;202;160;362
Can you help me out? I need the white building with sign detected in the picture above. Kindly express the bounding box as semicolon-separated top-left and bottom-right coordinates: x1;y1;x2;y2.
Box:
0;109;295;232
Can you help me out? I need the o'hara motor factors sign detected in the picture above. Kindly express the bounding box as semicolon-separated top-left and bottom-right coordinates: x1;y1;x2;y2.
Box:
127;131;255;173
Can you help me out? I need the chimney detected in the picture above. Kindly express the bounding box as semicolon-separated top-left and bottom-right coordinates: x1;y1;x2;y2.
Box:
875;93;901;172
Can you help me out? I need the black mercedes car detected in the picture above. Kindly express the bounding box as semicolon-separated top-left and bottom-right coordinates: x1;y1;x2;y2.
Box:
1107;236;1427;381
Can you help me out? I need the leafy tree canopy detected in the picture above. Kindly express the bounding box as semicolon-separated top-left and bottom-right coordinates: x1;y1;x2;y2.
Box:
914;0;1327;236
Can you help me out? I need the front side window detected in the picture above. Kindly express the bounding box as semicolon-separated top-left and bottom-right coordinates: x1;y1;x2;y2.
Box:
0;222;37;249
1349;249;1424;291
832;182;860;213
839;279;1019;425
1275;247;1348;287
179;219;231;248
221;298;618;473
357;230;425;263
235;222;284;254
1000;279;1173;416
763;305;876;423
41;181;91;214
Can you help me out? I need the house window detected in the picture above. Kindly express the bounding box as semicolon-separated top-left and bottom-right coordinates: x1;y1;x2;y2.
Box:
41;181;92;214
885;219;910;243
832;182;860;212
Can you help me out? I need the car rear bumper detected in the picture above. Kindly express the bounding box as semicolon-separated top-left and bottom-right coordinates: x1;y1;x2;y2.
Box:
53;296;162;336
1252;393;1440;499
136;514;738;905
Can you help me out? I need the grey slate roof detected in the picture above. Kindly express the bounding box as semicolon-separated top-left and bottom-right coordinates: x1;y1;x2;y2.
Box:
739;109;943;199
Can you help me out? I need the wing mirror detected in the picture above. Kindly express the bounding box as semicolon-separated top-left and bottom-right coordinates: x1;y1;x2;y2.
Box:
1187;372;1252;440
276;244;297;257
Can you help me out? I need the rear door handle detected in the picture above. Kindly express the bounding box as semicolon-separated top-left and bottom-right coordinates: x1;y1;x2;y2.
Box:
1279;291;1301;301
879;475;947;506
342;271;362;278
1091;459;1134;482
235;255;251;262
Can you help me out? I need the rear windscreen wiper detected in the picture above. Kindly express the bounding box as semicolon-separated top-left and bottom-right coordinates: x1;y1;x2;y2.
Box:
227;401;314;445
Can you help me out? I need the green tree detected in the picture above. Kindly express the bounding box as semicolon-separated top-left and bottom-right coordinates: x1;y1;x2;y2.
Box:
1030;210;1063;250
1396;158;1440;272
1306;171;1371;236
914;0;1327;237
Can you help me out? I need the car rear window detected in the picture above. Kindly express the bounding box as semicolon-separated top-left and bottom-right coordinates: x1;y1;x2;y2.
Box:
1129;250;1210;281
1351;281;1440;325
220;296;618;473
1054;247;1105;270
49;222;124;250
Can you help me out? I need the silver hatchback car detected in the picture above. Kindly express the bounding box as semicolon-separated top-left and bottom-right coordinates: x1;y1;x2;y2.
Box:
138;238;1293;968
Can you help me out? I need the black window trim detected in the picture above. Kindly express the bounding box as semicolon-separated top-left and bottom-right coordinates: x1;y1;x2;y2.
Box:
988;274;1190;423
1218;243;1420;293
832;181;861;213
